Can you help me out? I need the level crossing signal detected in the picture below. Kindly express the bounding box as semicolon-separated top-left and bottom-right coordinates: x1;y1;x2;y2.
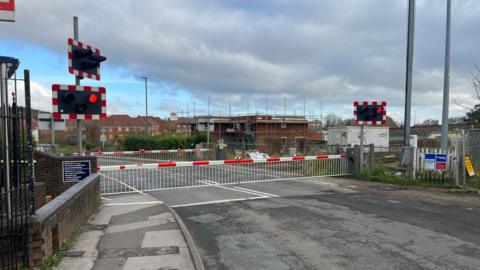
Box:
68;38;106;80
354;101;387;125
52;84;106;120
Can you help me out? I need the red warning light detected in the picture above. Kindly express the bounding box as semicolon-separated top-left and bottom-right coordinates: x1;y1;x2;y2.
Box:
88;94;98;104
376;106;384;114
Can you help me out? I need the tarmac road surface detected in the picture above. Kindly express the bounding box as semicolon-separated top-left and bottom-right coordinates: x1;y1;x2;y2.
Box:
150;178;480;270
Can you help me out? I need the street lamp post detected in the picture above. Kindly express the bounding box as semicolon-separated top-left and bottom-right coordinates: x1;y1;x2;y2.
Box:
142;76;148;133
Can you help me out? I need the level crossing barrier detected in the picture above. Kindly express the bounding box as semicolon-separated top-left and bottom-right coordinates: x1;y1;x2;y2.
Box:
98;154;349;195
91;148;212;166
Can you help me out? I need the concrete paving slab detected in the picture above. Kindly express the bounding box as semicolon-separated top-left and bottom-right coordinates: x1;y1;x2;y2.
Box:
106;219;171;234
99;246;179;259
93;258;126;270
54;257;96;270
148;212;175;223
141;230;186;248
54;231;103;270
122;248;194;270
109;205;169;225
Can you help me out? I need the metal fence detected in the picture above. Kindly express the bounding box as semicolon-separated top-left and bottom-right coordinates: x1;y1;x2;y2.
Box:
98;155;349;195
1;69;34;270
91;148;213;166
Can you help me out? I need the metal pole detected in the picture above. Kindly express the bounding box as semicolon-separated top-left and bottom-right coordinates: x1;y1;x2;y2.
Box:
441;0;451;152
266;96;268;115
143;76;148;133
0;63;11;218
74;16;82;155
24;69;35;216
404;0;415;147
144;77;148;117
51;116;55;146
207;95;210;148
359;124;364;171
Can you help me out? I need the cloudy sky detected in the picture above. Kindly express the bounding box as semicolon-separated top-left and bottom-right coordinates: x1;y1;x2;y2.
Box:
1;0;479;124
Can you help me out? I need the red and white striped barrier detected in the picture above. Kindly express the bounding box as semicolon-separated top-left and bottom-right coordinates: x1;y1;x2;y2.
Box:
98;154;347;172
91;148;210;156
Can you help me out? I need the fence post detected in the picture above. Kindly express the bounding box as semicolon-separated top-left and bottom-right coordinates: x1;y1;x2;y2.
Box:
369;144;375;170
353;145;362;173
457;136;466;186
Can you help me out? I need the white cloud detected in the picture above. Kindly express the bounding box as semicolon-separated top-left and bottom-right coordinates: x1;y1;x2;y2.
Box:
7;80;51;112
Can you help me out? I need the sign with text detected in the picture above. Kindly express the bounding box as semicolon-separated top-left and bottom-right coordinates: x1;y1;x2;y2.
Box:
465;155;476;177
0;0;15;22
62;160;91;182
424;153;448;171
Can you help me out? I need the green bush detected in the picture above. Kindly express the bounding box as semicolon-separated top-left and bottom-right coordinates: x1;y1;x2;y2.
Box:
124;134;191;150
187;133;207;147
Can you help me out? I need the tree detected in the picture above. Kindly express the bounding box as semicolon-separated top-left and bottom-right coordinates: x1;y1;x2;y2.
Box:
324;114;343;127
422;119;439;126
84;124;100;150
465;65;480;126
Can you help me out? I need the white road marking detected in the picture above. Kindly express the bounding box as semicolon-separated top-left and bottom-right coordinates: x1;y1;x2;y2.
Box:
99;172;147;195
101;196;112;201
233;186;279;198
104;201;163;206
171;196;268;208
197;180;269;198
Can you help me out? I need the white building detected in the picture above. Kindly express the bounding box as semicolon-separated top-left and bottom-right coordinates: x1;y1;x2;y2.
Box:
327;126;389;150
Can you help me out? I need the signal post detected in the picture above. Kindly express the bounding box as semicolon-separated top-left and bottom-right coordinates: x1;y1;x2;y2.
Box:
52;16;107;155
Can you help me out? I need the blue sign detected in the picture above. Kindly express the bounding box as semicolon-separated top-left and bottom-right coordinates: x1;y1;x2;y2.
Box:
424;153;448;171
62;160;91;182
435;154;448;163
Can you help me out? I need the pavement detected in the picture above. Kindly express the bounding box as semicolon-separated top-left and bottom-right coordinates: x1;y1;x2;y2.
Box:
147;177;480;270
54;193;197;270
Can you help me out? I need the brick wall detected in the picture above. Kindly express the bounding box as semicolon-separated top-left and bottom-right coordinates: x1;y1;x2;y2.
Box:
34;151;97;198
28;174;100;268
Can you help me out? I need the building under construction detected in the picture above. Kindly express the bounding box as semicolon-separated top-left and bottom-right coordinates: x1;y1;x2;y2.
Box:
191;115;323;154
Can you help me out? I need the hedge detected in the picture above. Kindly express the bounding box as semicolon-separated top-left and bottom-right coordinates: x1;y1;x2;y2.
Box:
124;133;207;151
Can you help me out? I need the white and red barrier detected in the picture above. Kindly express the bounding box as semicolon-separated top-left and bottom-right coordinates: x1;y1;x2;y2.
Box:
98;154;347;172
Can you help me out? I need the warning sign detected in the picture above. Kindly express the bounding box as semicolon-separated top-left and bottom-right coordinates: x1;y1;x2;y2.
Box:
0;0;15;22
62;160;91;182
465;155;476;177
424;153;448;171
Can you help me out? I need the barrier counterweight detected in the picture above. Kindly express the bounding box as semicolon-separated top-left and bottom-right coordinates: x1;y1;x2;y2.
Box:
98;155;349;195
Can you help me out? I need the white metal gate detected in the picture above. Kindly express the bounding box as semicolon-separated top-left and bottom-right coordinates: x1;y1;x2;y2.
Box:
98;154;350;195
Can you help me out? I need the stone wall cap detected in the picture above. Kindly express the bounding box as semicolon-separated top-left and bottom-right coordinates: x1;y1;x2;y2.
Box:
35;174;99;223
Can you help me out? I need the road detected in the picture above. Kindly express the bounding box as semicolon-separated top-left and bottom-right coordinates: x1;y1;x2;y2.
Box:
149;177;480;270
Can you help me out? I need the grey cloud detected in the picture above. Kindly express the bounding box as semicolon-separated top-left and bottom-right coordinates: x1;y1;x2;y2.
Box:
2;0;480;122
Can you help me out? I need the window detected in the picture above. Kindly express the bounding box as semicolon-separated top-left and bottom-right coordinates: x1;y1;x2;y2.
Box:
125;127;130;132
118;127;122;132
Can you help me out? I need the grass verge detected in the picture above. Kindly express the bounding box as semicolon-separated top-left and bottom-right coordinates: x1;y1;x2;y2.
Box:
351;165;456;189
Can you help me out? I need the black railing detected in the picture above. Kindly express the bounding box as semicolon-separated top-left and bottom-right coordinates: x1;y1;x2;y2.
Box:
0;69;34;270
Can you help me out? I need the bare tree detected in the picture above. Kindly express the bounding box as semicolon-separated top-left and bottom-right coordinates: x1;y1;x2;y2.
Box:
464;65;480;125
422;119;439;126
455;65;480;111
473;65;480;101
